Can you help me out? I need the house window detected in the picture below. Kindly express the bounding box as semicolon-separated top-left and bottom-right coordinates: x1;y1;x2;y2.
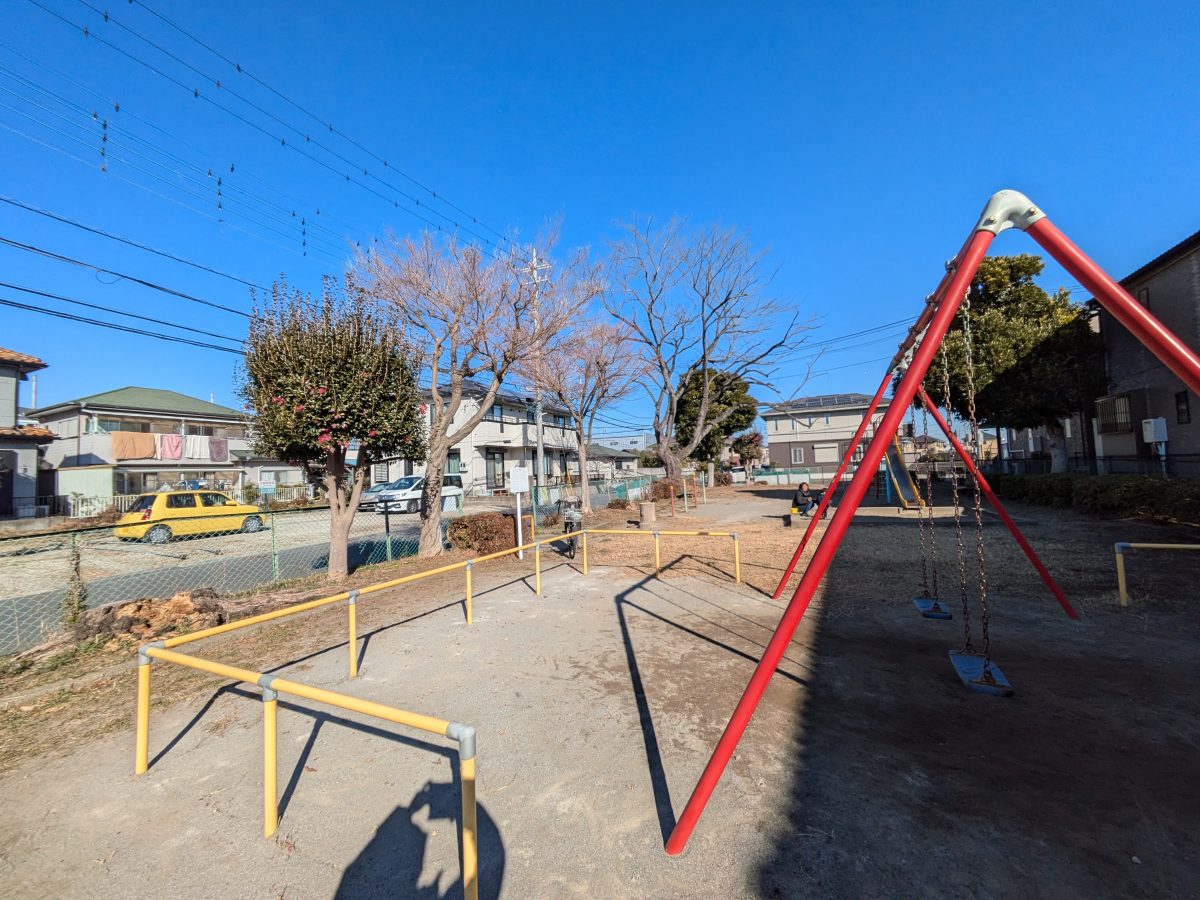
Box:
527;407;536;423
484;404;504;432
1063;418;1072;439
1096;395;1133;434
447;450;462;474
791;446;805;465
1177;391;1191;425
1137;287;1150;310
824;413;830;425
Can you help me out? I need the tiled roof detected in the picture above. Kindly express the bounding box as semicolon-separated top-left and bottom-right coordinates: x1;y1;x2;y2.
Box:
29;386;243;418
0;347;47;370
1121;228;1200;286
587;443;639;459
0;425;55;441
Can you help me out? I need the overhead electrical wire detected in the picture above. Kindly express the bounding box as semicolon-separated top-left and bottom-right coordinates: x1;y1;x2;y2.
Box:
0;234;253;318
0;294;242;354
127;0;512;246
0;38;368;241
0;279;244;344
29;0;516;254
0;194;268;291
0;93;348;263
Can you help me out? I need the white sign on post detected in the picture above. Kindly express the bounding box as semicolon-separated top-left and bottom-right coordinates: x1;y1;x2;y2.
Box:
511;466;530;559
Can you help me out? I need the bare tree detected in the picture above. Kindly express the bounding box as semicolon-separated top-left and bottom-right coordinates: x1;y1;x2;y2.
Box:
353;234;571;557
606;218;812;480
534;321;645;513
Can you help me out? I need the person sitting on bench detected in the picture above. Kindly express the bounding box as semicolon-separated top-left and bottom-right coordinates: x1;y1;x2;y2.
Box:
793;482;824;518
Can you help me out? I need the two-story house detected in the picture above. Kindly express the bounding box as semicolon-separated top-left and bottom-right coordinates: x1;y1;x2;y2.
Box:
29;386;307;507
1093;228;1200;471
0;347;55;518
371;387;580;494
761;393;891;479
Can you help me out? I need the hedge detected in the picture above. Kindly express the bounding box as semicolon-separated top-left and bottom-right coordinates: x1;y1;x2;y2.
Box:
987;474;1200;526
446;512;516;555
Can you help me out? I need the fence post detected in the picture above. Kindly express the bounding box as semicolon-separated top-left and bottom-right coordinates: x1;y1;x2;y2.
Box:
1115;542;1130;607
654;532;662;575
270;511;280;583
134;647;153;775
581;529;589;575
733;533;741;584
683;477;689;512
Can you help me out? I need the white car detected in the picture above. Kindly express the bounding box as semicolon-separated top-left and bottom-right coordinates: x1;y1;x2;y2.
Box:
375;474;465;513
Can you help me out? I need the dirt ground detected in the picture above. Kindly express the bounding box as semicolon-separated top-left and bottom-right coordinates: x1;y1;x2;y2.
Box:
1;485;1198;898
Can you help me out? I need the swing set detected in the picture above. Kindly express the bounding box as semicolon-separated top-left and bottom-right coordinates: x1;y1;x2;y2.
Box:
664;189;1200;856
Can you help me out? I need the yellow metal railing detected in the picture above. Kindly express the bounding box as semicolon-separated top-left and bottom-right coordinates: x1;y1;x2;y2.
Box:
135;644;480;900
1114;541;1200;607
133;523;743;898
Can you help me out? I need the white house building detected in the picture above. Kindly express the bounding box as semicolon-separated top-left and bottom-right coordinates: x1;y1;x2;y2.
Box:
0;347;54;518
762;393;891;475
370;387;580;494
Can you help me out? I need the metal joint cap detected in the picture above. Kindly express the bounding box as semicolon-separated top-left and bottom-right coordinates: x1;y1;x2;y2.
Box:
138;639;166;665
1114;541;1132;553
974;189;1046;234
257;673;279;693
446;721;477;759
346;589;360;606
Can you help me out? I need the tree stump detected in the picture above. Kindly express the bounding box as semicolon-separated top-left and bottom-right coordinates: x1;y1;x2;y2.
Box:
639;501;657;525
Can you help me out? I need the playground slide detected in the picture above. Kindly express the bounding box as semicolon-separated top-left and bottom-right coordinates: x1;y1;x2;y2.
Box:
883;434;924;509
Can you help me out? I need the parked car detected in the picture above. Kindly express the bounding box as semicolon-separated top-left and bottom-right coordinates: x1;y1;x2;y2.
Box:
375;474;465;513
358;479;399;511
114;491;263;543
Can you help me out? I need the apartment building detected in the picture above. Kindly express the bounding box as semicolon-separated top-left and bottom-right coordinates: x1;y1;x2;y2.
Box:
30;386;306;501
761;393;890;471
0;347;54;518
1093;227;1200;467
370;387;580;493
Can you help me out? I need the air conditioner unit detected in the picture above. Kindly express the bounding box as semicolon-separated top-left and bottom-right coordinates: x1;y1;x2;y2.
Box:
1142;417;1169;443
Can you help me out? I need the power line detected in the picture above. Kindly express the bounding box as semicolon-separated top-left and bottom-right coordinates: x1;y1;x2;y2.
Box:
0;91;348;263
0;194;269;290
0;39;368;241
0;279;244;343
31;0;514;254
128;0;512;246
0;234;254;318
0;294;241;354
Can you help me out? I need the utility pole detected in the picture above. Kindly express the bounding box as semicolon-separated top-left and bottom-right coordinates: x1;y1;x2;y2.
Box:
524;249;552;506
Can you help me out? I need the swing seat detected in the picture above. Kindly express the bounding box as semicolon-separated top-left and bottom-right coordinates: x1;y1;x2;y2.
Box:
948;651;1013;697
913;597;953;619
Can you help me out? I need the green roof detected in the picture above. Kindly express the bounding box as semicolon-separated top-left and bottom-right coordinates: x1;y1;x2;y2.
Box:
29;386;244;419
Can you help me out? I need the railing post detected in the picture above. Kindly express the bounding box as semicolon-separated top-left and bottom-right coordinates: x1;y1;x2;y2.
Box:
1115;542;1130;607
450;725;479;900
581;529;589;575
534;541;542;596
732;533;741;584
347;590;360;677
270;510;280;583
654;532;661;575
465;561;474;625
134;645;155;775
262;685;279;838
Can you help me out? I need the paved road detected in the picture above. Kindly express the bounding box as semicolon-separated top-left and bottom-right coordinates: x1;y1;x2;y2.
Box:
0;520;423;655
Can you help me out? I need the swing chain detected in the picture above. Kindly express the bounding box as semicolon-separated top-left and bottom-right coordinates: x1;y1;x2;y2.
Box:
940;342;972;652
912;404;931;598
921;400;938;599
960;294;993;676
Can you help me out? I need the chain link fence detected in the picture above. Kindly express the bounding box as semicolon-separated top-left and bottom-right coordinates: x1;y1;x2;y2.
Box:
0;476;664;657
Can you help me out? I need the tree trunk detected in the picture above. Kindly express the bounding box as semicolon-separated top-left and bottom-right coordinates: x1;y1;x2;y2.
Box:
418;446;448;558
706;460;715;488
327;506;354;580
660;445;684;483
1046;422;1069;474
578;442;592;513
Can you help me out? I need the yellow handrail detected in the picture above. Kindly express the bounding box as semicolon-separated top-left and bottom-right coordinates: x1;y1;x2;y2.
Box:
1114;541;1200;607
135;645;479;900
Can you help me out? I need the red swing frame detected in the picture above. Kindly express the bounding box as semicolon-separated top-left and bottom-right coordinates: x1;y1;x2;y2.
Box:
666;190;1200;855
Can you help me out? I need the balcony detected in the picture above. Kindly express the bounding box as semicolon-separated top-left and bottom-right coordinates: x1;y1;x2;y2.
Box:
56;433;252;467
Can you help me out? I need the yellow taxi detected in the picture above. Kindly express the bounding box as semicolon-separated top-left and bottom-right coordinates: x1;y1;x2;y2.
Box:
115;490;264;543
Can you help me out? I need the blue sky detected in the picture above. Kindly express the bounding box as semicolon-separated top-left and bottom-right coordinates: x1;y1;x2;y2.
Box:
2;0;1197;438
